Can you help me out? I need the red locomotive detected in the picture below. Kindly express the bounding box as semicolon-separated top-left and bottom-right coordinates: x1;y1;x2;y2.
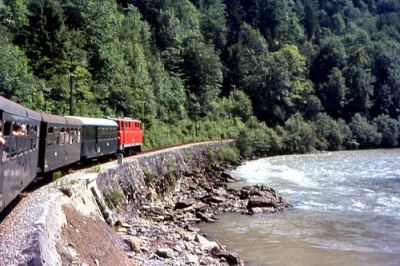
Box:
111;118;143;155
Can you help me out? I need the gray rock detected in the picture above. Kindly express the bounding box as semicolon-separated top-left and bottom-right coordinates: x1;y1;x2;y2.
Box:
218;251;241;265
124;236;141;252
186;254;199;264
175;199;195;209
155;248;175;259
195;234;218;250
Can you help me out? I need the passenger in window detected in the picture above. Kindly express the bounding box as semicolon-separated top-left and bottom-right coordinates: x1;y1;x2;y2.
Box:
12;123;25;136
0;121;6;146
20;124;27;136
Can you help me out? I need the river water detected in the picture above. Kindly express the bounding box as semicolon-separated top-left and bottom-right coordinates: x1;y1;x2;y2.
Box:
201;149;400;265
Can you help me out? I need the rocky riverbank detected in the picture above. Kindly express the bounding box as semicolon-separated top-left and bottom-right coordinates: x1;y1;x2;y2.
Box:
0;141;291;266
106;164;291;265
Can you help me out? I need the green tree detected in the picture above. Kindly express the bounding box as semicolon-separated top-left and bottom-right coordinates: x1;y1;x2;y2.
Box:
350;113;382;148
373;114;399;147
283;113;316;153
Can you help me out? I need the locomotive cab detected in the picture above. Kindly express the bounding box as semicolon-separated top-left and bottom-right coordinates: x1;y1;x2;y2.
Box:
110;118;143;156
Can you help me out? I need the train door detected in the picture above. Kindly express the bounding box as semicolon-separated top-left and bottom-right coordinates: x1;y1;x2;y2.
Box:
95;126;100;154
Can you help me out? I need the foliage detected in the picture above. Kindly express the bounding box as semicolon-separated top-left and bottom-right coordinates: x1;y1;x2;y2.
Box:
312;113;350;150
2;0;400;153
236;121;282;157
282;113;316;154
164;160;177;190
143;169;157;185
373;114;400;147
52;171;63;181
350;114;382;149
205;146;240;167
86;165;101;173
105;187;125;208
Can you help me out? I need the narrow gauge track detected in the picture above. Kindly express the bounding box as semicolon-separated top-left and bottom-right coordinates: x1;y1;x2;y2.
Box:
0;140;224;224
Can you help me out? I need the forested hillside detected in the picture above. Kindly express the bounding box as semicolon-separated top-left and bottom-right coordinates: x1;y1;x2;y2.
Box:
1;0;400;152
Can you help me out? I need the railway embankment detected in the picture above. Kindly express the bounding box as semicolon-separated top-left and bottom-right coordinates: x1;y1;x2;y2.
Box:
0;140;290;265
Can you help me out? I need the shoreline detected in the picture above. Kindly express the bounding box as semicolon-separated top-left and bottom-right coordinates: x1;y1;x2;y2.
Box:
109;162;291;265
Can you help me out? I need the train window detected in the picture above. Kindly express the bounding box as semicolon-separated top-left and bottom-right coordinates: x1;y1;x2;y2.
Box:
47;135;55;147
32;125;38;150
48;127;54;134
77;129;81;143
60;128;66;145
3;122;12;136
55;127;61;145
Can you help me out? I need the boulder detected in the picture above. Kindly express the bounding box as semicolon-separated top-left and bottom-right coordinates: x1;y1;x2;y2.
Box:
218;251;241;265
155;248;175;259
124;236;141;252
175;199;195;209
186;254;199;264
247;197;277;209
196;212;216;223
195;234;219;250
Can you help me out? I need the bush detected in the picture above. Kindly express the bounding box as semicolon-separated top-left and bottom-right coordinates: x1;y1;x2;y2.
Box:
205;146;240;167
164;160;177;190
143;169;156;185
312;113;346;150
52;171;63;181
283;113;316;154
236;121;282;157
350;114;382;148
105;188;125;208
373;114;399;147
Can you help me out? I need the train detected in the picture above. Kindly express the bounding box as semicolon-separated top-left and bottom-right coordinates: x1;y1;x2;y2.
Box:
0;96;143;213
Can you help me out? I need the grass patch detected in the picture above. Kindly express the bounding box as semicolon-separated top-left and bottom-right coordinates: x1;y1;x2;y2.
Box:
165;160;177;190
205;146;240;168
143;169;157;185
52;171;63;181
105;188;125;208
87;165;101;173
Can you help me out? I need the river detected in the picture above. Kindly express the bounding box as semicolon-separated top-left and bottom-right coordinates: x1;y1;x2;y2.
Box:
200;149;400;265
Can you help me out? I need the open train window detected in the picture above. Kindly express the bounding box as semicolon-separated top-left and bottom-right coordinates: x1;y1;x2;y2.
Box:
3;121;12;136
60;128;66;145
77;129;81;143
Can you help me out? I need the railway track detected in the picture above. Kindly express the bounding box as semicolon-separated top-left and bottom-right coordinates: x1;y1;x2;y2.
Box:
0;140;229;223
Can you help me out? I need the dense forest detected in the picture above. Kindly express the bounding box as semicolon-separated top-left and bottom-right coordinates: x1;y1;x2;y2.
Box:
1;0;400;153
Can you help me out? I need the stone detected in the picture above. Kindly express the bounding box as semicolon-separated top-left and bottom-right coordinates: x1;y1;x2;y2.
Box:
175;199;195;209
173;245;183;254
247;197;277;208
218;251;241;265
205;256;214;264
116;227;128;233
221;172;239;182
186;254;199;264
196;212;216;223
184;232;196;241
195;234;218;250
155;248;175;259
209;196;225;203
124;236;141;252
127;229;137;236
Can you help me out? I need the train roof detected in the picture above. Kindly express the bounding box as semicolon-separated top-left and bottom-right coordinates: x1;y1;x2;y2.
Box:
41;113;83;126
109;117;142;123
0;96;42;121
66;116;118;127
